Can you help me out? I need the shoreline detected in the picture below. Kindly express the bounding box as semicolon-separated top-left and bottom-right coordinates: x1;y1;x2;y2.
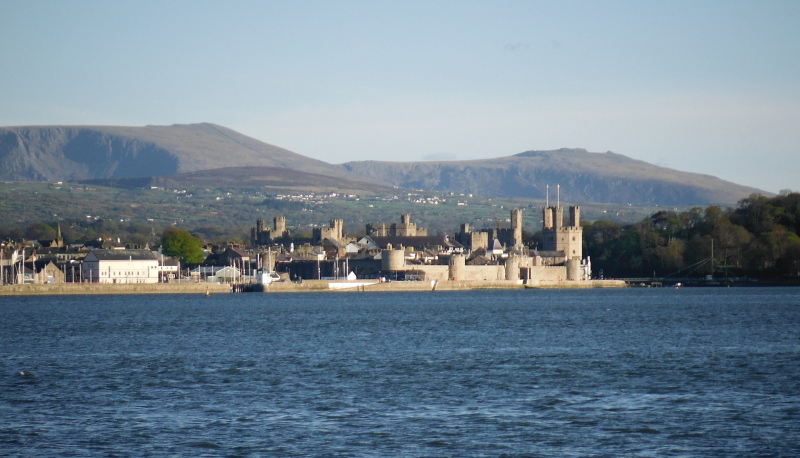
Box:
0;279;628;295
252;279;628;292
0;283;232;296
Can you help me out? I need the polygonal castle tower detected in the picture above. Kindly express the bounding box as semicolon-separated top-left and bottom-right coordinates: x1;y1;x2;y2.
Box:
511;208;523;248
541;206;582;260
252;216;289;245
313;219;344;243
366;214;428;237
455;209;523;250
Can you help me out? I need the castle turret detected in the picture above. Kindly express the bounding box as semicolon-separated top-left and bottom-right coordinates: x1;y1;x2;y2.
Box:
448;254;466;281
555;207;564;229
313;219;344;243
543;207;553;229
505;256;521;281
382;248;406;272
566;258;581;280
253;217;287;245
569;206;580;227
274;216;286;235
511;209;523;247
542;205;582;260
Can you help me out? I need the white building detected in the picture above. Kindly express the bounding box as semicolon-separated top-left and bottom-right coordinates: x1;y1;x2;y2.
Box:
83;249;159;284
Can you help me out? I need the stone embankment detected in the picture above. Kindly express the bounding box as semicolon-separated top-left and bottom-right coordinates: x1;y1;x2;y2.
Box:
1;279;626;295
259;279;626;292
0;283;231;296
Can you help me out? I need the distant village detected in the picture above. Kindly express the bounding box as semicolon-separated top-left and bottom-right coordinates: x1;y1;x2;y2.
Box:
0;205;592;288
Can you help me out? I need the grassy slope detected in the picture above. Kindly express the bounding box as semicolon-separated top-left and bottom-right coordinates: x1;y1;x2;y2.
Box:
0;180;666;238
342;149;767;205
0;123;362;181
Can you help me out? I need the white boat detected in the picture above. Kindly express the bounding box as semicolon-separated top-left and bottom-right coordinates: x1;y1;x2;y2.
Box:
257;270;281;285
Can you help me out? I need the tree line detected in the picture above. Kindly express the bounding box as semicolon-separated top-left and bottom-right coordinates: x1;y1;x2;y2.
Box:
581;192;800;280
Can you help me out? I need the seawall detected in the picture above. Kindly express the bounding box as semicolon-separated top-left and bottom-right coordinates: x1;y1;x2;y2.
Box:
0;283;232;296
1;279;627;295
258;279;626;292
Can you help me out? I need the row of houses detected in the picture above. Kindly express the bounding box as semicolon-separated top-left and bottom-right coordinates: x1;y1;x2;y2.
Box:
0;246;180;285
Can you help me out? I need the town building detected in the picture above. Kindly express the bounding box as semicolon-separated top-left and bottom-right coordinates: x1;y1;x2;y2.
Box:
82;249;159;284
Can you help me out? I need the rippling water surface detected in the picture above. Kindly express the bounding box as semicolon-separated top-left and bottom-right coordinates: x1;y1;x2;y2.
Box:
2;288;799;456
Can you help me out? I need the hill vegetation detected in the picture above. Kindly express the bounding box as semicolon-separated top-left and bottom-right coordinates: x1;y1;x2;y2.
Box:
342;149;766;206
0;123;358;181
583;192;800;281
80;166;397;195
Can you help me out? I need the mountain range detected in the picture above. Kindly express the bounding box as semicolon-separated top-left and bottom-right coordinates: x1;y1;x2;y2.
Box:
0;123;767;206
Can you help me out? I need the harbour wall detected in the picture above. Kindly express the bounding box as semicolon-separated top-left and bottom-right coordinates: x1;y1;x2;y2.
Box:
259;279;626;292
0;279;626;295
0;283;232;296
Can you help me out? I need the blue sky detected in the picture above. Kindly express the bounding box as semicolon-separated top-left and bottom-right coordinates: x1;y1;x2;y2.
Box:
1;0;798;193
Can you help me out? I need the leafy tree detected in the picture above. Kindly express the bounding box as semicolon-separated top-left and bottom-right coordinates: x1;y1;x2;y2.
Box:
162;227;206;264
654;238;686;275
713;220;751;269
24;222;57;241
127;233;150;248
0;226;24;241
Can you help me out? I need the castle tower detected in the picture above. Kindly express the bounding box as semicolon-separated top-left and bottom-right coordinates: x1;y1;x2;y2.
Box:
543;207;553;229
511;209;523;247
382;248;406;272
274;216;286;235
448;254;466;281
395;214;417;236
555;206;564;229
313;218;345;243
252;219;266;245
569;206;580;227
541;205;582;260
333;219;344;240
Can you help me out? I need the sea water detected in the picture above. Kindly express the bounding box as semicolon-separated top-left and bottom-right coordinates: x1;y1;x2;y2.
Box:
1;288;799;456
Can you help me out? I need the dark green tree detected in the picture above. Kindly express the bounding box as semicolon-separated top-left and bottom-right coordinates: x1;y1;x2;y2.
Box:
24;222;57;241
162;227;206;264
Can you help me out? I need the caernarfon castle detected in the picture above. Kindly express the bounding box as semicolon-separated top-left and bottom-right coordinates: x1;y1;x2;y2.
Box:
250;205;591;285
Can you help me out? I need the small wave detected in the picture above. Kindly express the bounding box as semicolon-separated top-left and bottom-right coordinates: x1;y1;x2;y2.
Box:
187;441;222;449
